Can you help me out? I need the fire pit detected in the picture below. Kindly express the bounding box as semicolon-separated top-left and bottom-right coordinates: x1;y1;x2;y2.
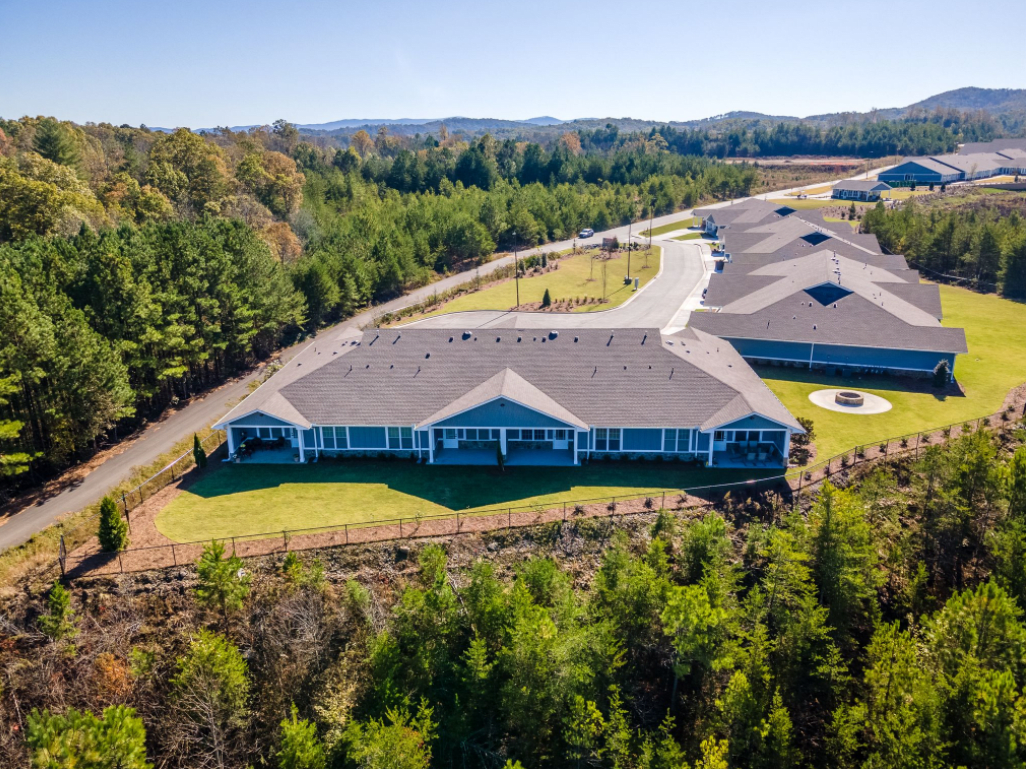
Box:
835;391;865;406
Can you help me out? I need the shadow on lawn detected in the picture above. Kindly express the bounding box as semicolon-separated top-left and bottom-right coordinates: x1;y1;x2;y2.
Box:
753;365;965;402
186;459;776;512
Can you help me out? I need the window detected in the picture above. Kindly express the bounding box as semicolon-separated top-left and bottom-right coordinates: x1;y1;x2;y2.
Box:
608;428;621;451
596;428;607;451
445;428;456;440
492;429;500;440
323;427;335;449
465;428;477;441
258;427;271;439
555;429;566;441
664;429;677;452
546;430;553;440
677;429;690;453
401;427;413;449
508;429;520;440
714;431;725;442
387;427;400;448
336;427;348;450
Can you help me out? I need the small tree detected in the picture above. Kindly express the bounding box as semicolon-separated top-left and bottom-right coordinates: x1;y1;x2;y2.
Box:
277;703;326;769
932;359;950;388
541;252;548;268
38;580;77;642
848;202;857;220
195;540;251;625
26;705;151;769
541;288;552;308
98;495;128;552
496;441;505;472
193;433;207;469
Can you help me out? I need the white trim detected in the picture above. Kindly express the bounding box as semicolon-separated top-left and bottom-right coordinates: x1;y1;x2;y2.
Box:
704;412;801;434
215;408;307;431
418;394;586;432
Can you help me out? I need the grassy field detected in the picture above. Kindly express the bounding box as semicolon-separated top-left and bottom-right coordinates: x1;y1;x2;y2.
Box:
767;198;876;211
156;461;770;542
640;217;698;237
399;246;661;322
759;284;1026;458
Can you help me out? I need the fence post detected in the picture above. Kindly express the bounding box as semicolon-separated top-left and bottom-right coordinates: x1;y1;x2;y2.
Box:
508;508;511;530
172;544;177;567
171;464;175;482
283;531;288;551
122;492;129;515
118;552;124;573
345;524;349;545
915;433;921;458
456;513;461;533
399;519;403;538
231;536;236;554
563;501;566;520
662;492;666;509
124;505;131;534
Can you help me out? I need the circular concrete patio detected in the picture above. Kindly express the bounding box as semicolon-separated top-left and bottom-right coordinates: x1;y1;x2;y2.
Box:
808;388;893;414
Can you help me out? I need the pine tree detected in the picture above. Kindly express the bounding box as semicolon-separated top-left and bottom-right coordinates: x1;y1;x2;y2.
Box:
38;580;77;642
277;704;326;769
33;118;81;168
541;288;552;308
98;495;128;552
541;252;548;268
193;433;207;469
1007;447;1026;520
26;705;151;769
196;540;251;625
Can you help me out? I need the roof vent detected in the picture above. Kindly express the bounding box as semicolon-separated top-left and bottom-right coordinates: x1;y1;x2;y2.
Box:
549;331;558;340
574;336;579;343
462;331;472;340
517;336;522;342
813;324;817;330
448;336;453;343
425;353;430;359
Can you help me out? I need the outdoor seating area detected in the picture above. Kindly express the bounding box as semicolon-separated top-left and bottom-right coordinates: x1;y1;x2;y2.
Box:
232;435;293;462
714;442;784;468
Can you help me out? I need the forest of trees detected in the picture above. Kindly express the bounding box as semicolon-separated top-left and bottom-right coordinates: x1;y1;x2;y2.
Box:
0;116;757;492
571;112;1000;160
862;197;1026;297
5;426;1026;768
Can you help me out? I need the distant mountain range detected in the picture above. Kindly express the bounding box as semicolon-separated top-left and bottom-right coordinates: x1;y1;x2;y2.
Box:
147;87;1025;137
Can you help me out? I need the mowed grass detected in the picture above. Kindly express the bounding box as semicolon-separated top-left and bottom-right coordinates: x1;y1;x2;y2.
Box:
403;246;661;321
767;198;876;211
673;233;705;241
156;461;769;542
640;217;698;237
784;184;833;197
758;285;1026;459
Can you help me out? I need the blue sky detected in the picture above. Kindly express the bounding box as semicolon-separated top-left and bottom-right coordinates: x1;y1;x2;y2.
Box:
2;0;1022;127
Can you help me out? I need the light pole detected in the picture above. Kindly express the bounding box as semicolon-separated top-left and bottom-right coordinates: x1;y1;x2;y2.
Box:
512;230;519;308
627;214;632;279
648;196;655;251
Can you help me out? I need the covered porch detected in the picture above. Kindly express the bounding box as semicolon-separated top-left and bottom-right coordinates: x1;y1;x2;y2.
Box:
228;445;300;464
710;443;786;469
432;445;576;466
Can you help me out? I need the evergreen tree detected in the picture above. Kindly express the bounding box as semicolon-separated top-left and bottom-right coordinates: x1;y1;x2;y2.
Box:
542;288;552;308
932;358;950;388
195;540;251;624
193;433;207;469
97;494;128;552
1007;447;1026;520
38;580;77;642
1002;235;1026;300
26;705;151;769
33;118;81;168
277;704;326;769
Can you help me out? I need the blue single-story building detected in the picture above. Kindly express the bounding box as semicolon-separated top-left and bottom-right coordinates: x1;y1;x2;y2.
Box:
215;327;804;468
832;180;892;201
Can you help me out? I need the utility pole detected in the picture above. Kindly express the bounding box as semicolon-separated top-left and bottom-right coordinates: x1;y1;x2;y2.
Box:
649;195;655;251
512;230;519;308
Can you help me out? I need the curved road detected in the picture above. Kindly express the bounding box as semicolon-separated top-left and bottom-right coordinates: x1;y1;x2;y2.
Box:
0;165;891;552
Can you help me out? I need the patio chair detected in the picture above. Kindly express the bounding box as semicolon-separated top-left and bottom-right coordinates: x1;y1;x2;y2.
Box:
746;452;756;464
757;451;768;462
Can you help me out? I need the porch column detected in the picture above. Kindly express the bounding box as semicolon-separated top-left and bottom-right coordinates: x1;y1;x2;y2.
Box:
227;428;235;457
428;429;435;464
500;428;507;455
784;431;792;467
298;431;305;463
707;434;714;467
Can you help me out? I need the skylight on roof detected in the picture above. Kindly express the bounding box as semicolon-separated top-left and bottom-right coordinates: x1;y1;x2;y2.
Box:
804;283;852;306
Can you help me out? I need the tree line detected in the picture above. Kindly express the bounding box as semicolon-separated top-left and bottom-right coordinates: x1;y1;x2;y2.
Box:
862;197;1026;297
5;425;1026;767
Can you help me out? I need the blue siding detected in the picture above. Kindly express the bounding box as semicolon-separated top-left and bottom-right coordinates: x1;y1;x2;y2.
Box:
434;398;575;429
720;416;789;432
229;412;295;428
417;430;429;448
349;426;387;449
302;429;317;448
623;428;662;451
697;432;711;451
724;337;957;375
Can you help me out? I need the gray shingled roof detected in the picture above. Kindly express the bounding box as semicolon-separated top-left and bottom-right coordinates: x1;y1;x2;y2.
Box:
689;251;967;354
216;327;802;433
959;139;1026;155
833;179;892;192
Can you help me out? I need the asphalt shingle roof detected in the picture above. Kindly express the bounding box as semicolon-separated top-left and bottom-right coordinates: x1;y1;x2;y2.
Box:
216;327;802;433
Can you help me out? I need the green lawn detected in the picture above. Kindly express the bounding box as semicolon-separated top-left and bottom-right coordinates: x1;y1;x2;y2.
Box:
156;461;770;542
673;233;705;241
402;247;661;322
759;284;1026;458
767;198;876;210
640;217;698;237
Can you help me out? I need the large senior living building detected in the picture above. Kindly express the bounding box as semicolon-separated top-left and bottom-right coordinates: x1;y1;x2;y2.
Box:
215;326;803;467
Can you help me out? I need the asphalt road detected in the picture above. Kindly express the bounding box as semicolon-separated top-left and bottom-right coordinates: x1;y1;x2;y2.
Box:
0;166;893;552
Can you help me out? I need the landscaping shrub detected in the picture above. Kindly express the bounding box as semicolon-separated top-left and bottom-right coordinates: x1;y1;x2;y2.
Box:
98;495;128;552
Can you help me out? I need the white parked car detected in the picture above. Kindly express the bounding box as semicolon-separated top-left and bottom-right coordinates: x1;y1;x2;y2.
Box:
579;228;595;238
